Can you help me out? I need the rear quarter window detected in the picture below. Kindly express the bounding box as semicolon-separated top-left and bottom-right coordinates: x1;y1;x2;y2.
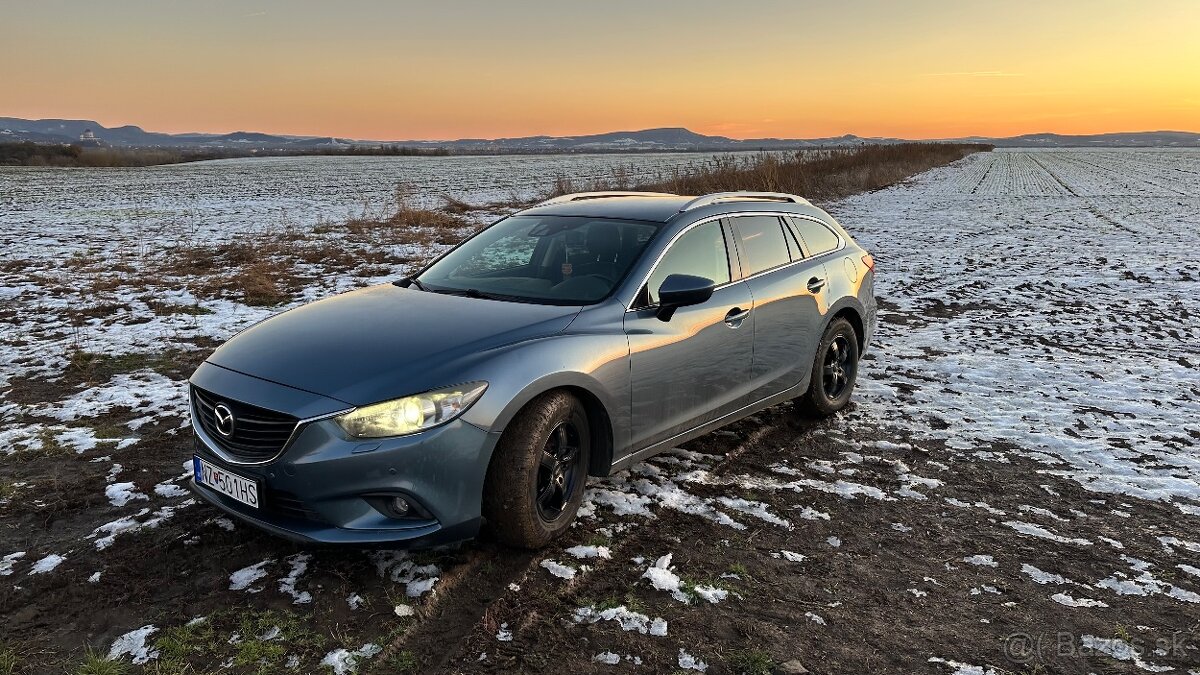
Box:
731;215;790;275
789;217;841;256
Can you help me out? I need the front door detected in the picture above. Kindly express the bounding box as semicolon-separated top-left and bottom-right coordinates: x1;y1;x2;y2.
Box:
625;219;755;451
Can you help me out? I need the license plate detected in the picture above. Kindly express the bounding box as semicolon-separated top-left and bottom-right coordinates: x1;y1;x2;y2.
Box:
194;456;259;508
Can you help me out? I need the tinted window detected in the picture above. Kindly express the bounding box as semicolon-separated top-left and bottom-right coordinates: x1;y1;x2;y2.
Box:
732;216;790;274
789;217;841;255
417;216;661;304
646;221;730;305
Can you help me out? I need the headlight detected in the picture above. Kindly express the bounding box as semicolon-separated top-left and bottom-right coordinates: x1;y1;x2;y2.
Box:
334;382;488;438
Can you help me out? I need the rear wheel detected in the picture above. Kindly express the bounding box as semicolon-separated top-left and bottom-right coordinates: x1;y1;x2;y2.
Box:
482;391;590;549
795;317;860;417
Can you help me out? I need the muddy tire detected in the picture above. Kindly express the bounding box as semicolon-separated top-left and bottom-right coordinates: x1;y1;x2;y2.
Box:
795;317;860;418
482;391;590;549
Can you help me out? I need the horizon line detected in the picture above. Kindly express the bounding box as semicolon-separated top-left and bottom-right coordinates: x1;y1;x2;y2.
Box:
3;114;1198;144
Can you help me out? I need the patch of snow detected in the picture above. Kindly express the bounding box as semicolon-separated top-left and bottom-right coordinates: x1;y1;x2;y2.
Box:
927;656;1001;675
229;559;272;592
320;643;381;675
105;482;148;507
714;496;791;528
279;553;312;604
154;480;190;498
0;552;25;576
540;559;577;580
962;555;998;567
1002;521;1092;546
1051;593;1108;608
496;623;513;642
565;544;611;559
642;553;688;602
693;584;728;604
1020;564;1077;586
109;625;159;664
28;553;65;575
592;651;620;665
678;648;708;672
573;605;668;636
1080;635;1171;672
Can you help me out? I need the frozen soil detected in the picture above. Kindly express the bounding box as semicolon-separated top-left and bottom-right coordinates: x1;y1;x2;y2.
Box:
1;149;1199;674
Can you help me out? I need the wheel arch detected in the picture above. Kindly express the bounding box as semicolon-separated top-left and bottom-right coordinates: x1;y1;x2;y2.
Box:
826;297;866;352
486;373;618;479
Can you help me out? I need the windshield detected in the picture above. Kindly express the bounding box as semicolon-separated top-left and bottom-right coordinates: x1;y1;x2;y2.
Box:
416;215;662;304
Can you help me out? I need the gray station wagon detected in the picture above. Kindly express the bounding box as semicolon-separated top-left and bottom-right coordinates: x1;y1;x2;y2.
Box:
188;191;877;548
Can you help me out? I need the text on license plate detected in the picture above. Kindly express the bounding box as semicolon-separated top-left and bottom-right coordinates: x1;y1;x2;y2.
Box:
194;456;259;508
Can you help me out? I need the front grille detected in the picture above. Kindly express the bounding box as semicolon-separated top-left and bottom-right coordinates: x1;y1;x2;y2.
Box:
191;386;298;462
265;489;327;523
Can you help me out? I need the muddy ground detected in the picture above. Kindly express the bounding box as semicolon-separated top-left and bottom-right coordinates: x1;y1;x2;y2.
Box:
3;333;1197;675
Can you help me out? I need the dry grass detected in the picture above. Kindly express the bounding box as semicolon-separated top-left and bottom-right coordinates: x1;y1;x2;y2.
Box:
148;187;473;305
318;185;474;247
550;143;992;203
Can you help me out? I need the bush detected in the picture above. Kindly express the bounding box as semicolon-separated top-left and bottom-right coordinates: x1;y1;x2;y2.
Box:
550;143;992;202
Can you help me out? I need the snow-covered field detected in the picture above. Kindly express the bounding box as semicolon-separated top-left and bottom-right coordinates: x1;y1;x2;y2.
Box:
0;151;744;255
840;149;1200;507
1;149;1198;673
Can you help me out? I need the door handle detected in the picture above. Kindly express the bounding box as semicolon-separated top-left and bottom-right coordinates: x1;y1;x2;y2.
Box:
807;277;827;293
724;307;751;326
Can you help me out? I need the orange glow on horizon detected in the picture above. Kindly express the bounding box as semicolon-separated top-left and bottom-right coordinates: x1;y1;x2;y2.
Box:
2;1;1197;141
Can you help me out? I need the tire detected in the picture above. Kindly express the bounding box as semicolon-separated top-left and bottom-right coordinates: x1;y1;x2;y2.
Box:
482;391;590;549
795;317;860;417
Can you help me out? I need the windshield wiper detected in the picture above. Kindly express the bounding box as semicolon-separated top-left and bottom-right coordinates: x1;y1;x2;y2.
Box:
431;286;525;302
394;276;430;292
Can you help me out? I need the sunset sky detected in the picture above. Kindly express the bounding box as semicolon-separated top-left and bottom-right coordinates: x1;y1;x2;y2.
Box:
4;0;1198;140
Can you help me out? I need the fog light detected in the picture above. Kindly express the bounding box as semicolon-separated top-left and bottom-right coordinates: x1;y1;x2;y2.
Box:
390;496;410;516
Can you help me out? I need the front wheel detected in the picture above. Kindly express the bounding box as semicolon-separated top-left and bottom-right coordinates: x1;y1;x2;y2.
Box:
482;391;590;549
795;318;860;417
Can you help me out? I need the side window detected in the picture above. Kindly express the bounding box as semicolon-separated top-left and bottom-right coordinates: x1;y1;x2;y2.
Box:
789;217;841;256
732;215;790;275
645;221;731;305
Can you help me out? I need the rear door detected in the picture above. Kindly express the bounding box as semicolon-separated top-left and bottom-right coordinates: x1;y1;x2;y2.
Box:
728;214;831;399
624;219;755;450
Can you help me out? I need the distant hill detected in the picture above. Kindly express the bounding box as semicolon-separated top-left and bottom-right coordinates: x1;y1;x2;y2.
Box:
976;131;1200;148
1;117;1197;151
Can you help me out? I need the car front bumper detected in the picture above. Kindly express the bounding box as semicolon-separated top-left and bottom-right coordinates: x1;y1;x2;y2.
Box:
188;363;502;547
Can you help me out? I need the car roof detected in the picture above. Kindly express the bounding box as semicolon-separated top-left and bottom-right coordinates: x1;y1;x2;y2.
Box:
515;191;823;223
518;195;694;222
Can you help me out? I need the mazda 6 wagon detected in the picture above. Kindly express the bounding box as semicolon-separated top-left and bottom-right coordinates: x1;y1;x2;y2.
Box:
188;191;877;548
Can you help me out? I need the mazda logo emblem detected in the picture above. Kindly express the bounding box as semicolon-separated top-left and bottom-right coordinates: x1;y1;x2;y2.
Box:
213;403;236;437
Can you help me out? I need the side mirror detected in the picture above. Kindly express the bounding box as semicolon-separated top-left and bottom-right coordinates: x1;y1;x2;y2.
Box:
655;274;715;321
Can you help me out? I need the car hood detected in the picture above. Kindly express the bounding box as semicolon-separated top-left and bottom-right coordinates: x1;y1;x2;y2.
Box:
206;284;582;406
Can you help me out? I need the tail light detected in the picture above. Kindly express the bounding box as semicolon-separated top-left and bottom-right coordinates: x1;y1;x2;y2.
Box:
861;253;875;270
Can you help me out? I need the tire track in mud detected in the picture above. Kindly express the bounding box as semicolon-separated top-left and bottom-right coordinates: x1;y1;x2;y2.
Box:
372;409;825;672
373;545;538;673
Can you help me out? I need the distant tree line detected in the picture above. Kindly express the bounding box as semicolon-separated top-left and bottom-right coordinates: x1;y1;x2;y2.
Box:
0;141;455;166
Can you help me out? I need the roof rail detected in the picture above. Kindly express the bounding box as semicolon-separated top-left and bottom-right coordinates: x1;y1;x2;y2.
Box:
678;191;810;212
539;191;677;206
